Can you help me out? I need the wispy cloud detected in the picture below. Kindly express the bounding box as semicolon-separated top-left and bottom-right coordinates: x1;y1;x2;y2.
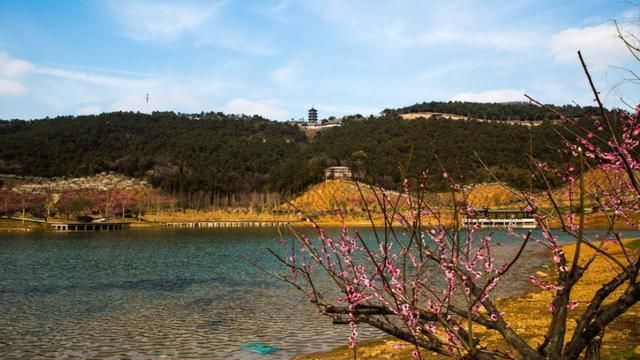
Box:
269;60;301;87
0;52;140;92
107;0;275;54
191;30;276;55
0;52;34;78
0;52;33;95
33;67;138;87
0;78;26;95
1;1;636;118
310;0;543;54
0;51;230;116
109;0;220;42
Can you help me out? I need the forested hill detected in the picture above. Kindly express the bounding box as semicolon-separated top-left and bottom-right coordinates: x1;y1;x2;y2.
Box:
0;112;306;197
271;115;569;194
0;108;600;203
389;101;608;121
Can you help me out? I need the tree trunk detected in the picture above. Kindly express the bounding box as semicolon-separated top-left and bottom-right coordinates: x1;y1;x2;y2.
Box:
463;352;497;360
585;329;604;360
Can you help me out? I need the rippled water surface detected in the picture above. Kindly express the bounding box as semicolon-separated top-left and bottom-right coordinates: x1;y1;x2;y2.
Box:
1;227;636;359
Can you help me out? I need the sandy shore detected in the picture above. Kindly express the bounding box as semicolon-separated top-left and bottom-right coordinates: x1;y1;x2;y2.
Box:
295;239;640;359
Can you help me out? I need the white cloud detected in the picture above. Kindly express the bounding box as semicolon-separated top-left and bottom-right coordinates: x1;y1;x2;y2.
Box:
310;1;541;54
224;98;289;119
549;23;632;71
0;78;26;95
108;1;274;54
451;89;526;103
0;53;32;95
34;67;135;87
110;0;219;42
0;52;221;114
0;52;139;98
76;105;102;115
0;52;34;78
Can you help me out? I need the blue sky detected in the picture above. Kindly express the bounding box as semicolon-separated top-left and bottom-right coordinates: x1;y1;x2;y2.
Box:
0;0;638;120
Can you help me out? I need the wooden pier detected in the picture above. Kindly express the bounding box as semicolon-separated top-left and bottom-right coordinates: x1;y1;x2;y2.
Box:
49;222;131;232
164;221;290;228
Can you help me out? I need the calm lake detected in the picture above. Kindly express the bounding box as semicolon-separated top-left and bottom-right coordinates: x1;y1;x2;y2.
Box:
0;227;636;359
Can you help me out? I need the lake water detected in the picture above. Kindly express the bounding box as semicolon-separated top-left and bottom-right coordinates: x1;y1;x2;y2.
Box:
0;227;636;359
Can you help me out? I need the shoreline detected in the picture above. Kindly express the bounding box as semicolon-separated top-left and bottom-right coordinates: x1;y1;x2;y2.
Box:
2;211;639;233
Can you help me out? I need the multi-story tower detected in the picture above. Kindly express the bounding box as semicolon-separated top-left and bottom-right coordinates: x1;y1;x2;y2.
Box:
308;107;318;123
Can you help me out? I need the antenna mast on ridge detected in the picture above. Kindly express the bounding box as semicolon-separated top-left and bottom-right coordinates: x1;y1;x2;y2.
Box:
145;93;149;113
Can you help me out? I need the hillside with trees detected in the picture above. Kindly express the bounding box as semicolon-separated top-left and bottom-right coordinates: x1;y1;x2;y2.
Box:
0;111;306;207
271;114;584;194
388;101;609;121
0;104;613;207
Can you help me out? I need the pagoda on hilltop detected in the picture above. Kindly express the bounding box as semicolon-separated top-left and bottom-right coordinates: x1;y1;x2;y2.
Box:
308;107;318;124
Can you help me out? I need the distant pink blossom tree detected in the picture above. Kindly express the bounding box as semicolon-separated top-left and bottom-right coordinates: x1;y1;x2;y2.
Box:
56;191;96;219
0;189;21;217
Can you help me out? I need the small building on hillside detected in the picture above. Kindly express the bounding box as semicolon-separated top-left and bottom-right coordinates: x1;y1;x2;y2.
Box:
324;166;353;180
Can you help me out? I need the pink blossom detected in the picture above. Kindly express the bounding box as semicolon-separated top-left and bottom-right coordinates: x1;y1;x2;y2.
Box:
567;300;579;310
